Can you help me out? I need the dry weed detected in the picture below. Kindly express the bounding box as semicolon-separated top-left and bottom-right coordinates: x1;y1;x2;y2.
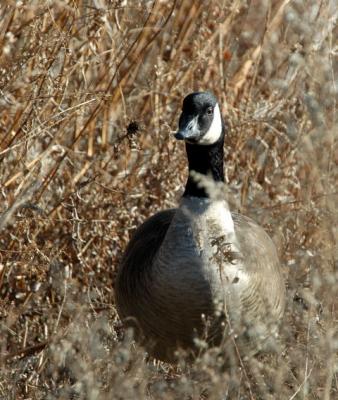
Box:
0;0;337;399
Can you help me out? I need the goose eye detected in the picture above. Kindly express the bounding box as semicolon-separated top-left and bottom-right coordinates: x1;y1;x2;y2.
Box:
206;107;213;115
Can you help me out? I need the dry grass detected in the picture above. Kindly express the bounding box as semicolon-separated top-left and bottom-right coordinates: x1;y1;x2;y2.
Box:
0;0;337;398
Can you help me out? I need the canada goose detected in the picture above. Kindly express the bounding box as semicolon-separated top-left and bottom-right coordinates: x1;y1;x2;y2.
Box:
115;92;285;362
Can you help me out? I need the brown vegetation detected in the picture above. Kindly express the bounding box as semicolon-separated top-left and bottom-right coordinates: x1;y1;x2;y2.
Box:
0;0;337;399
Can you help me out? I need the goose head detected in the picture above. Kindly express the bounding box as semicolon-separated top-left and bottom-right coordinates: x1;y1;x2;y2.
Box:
175;92;226;198
175;92;225;145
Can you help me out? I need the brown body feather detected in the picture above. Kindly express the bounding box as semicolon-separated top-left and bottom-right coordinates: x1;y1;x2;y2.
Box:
115;208;285;362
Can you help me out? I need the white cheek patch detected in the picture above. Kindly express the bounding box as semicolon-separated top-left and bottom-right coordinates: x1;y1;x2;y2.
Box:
199;104;223;145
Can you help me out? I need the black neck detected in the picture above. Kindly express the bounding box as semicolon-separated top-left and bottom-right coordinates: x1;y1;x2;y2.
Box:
183;138;224;198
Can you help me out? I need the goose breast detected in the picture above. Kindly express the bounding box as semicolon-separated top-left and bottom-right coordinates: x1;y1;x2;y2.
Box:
116;198;285;361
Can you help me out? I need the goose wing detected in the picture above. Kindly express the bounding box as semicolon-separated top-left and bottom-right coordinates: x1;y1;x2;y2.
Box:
231;212;285;346
115;209;176;319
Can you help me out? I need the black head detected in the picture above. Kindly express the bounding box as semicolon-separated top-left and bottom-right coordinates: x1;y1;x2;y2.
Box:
175;92;224;145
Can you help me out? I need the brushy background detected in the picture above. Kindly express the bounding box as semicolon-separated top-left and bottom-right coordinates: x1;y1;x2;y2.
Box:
0;0;337;399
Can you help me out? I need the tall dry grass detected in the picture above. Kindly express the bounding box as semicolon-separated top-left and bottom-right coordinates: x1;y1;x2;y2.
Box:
0;0;337;399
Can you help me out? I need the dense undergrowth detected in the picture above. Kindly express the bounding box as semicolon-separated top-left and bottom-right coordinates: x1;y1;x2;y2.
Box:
0;0;337;399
